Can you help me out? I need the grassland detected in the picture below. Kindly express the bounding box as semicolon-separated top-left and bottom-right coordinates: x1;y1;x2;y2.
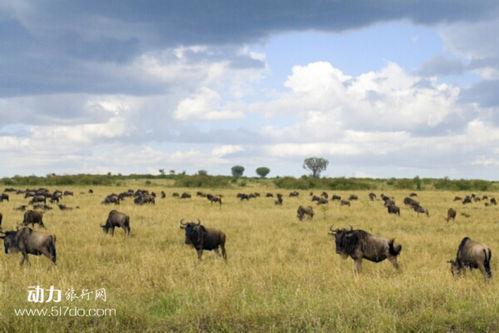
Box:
0;184;498;332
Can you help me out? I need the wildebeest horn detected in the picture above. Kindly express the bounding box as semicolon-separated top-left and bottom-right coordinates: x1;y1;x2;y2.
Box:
328;225;335;234
196;219;201;225
179;219;186;228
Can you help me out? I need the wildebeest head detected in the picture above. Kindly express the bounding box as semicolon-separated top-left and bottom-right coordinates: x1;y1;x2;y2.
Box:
179;219;205;245
448;259;461;276
0;230;19;254
329;226;356;258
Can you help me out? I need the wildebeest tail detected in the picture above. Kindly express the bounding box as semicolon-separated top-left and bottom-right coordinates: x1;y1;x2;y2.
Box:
484;249;492;278
49;235;57;264
389;239;402;256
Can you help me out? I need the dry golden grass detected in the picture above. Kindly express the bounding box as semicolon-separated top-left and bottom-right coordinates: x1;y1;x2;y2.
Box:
0;184;498;332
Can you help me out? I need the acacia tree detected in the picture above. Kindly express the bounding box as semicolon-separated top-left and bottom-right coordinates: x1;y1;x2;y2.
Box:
256;167;270;178
231;165;245;178
303;157;329;178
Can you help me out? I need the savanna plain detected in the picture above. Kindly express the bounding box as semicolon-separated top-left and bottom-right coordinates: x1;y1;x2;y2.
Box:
0;183;498;332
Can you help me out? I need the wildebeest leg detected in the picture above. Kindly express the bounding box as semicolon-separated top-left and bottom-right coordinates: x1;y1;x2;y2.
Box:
354;259;362;274
20;252;29;266
221;244;227;261
477;263;490;280
111;227;115;236
389;256;400;270
196;249;203;260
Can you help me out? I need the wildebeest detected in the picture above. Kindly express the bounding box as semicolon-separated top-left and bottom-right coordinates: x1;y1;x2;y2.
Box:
179;219;227;260
320;192;328;199
329;226;402;273
23;210;45;228
446;208;457;222
462;196;472;204
289;191;299;197
403;197;419;207
88;189;94;194
275;194;283;205
160;191;166;198
413;204;429;217
30;195;47;204
448;237;492;280
102;194;120;205
0;193;9;202
315;197;328;205
58;204;73;211
348;194;358;201
63;191;73;196
491;198;497;206
453;196;462;201
368;193;376;201
0;226;56;265
134;194;155;205
387;204;400;216
332;195;341;201
32;204;52;211
207;194;222;207
180;192;191;199
15;205;27;211
297;205;314;221
340;200;351;207
266;193;274;198
172;192;180;198
101;210;131;236
409;192;418;197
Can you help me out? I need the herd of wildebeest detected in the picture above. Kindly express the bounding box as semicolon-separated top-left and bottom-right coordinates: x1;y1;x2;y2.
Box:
0;187;496;280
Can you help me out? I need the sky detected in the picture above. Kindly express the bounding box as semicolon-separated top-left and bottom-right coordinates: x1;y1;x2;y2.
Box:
1;1;499;179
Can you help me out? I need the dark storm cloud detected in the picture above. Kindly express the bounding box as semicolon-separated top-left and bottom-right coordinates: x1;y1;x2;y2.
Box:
1;0;498;97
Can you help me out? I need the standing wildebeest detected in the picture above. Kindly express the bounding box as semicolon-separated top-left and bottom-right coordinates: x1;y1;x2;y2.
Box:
180;192;191;199
289;191;299;197
275;194;283;205
101;210;131;236
448;237;492;280
387;204;400;216
340;200;351;207
491;198;497;206
0;227;56;265
332;195;341;201
0;193;9;202
462;196;472;204
207;194;222;207
315;197;328;205
30;195;47;205
23;210;45;228
266;193;273;198
160;191;166;198
446;208;457;222
348;194;358;201
368;192;376;201
413;204;429;217
179;219;227;260
297;205;314;221
102;194;120;205
329;226;402;273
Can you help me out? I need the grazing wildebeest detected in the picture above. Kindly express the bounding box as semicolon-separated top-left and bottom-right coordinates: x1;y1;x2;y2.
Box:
88;189;94;194
462;196;472;204
368;193;376;201
348;194;358;201
275;194;283;205
172;192;179;197
297;205;314;221
409;192;418;197
387;204;400;216
23;210;45;228
403;197;419;207
4;188;16;192
102;194;120;205
490;198;497;206
289;191;299;197
30;195;47;204
180;192;191;199
207;194;222;207
332;195;341;201
160;191;166;198
63;191;73;196
0;227;56;265
266;193;273;198
448;237;492;280
453;196;462;201
58;204;73;211
340;200;351;207
413;204;429;217
134;194;155;205
321;192;329;199
179;219;227;260
101;210;131;236
328;226;402;274
315;197;328;205
237;193;250;201
0;193;9;202
196;191;206;197
446;208;457;222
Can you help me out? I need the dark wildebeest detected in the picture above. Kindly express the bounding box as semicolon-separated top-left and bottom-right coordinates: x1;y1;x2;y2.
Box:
30;195;47;204
237;193;250;201
328;226;402;274
413;204;429;217
368;193;376;201
88;189;94;194
63;191;73;196
448;237;492;280
266;193;273;198
409;192;418;197
462;196;472;204
23;210;45;228
387;204;400;216
340;200;351;207
160;191;166;198
453;196;462;201
0;193;9;202
275;194;283;205
446;208;457;222
101;210;131;236
172;192;180;198
180;193;191;199
321;192;329;199
289;191;299;197
0;226;56;265
207;194;222;207
315;197;328;205
332;195;341;201
58;204;73;211
179;219;227;260
348;194;358;201
491;198;497;206
403;197;419;207
297;205;314;221
102;194;120;205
